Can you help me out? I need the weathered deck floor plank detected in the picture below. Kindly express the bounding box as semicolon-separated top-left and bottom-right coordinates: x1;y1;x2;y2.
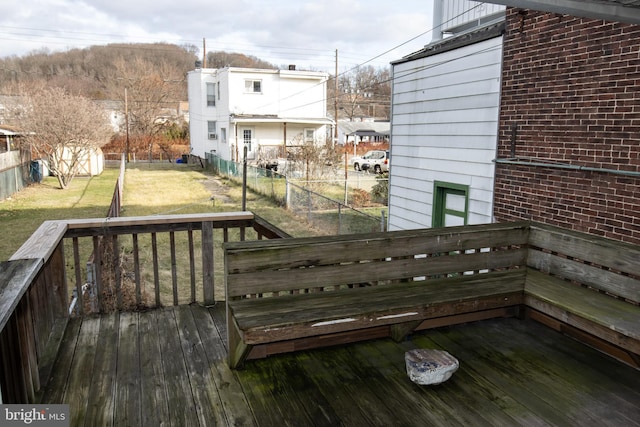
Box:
42;304;640;426
115;312;141;426
138;310;170;426
84;312;118;427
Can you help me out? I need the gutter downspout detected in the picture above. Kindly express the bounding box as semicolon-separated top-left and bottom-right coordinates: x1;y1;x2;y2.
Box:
283;122;287;158
432;0;444;42
234;122;238;162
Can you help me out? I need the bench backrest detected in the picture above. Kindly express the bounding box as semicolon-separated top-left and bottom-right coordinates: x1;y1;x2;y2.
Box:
527;223;640;304
224;222;529;300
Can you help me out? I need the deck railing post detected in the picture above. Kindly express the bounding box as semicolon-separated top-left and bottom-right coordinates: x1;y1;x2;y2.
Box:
92;237;104;312
50;242;68;319
202;221;215;305
285;178;290;209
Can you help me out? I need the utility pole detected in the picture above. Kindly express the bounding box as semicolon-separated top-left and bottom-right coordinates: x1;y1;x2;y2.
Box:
203;38;207;68
334;49;339;144
125;87;130;163
337;49;348;205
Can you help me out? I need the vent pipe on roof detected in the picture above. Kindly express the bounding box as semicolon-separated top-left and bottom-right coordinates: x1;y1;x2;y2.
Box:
432;0;444;42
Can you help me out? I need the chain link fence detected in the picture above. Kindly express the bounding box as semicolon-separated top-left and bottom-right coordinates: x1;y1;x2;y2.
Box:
206;153;287;205
287;181;386;234
205;153;387;234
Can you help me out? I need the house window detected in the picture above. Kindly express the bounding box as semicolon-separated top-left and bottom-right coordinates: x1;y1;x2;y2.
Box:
432;182;469;228
220;128;227;143
206;83;216;106
207;121;217;139
245;79;262;93
304;128;315;142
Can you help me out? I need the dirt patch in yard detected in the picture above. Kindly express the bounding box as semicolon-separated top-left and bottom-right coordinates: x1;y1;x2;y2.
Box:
200;175;233;205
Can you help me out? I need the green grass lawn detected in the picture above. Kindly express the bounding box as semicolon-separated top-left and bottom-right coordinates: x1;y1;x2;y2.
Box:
0;169;120;260
1;163;321;260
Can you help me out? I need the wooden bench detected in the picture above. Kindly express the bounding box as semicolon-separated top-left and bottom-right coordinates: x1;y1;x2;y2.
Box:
225;221;640;369
524;223;640;368
224;222;529;368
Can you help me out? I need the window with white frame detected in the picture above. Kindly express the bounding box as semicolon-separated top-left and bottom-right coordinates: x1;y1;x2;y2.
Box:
207;121;217;139
220;128;227;143
206;83;215;106
304;128;315;142
244;79;262;93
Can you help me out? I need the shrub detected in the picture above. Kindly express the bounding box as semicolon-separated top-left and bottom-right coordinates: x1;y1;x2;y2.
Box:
371;172;389;205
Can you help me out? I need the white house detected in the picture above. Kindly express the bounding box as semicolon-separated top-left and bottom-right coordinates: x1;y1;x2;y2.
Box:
188;66;333;162
388;0;505;231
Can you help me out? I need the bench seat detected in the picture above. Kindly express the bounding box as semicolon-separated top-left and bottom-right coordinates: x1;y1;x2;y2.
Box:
525;268;640;359
227;270;525;367
231;269;525;343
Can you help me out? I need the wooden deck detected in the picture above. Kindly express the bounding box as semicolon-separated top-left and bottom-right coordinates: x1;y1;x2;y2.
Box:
42;304;640;427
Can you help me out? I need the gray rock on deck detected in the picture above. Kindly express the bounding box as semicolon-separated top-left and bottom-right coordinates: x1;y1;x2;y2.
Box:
405;349;459;385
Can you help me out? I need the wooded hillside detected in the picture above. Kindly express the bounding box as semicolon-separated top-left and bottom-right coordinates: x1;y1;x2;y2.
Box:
0;44;277;100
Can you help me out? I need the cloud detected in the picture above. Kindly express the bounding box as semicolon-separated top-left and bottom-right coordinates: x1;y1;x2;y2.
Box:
0;0;434;70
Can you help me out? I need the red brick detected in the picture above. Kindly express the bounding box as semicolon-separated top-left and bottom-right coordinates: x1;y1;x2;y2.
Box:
495;9;640;243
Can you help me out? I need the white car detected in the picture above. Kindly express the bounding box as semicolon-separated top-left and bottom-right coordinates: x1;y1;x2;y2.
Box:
351;150;389;173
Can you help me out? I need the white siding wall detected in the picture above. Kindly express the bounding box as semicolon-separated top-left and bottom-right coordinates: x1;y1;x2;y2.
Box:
388;35;503;231
442;0;505;33
188;69;222;159
226;70;326;118
278;72;327;118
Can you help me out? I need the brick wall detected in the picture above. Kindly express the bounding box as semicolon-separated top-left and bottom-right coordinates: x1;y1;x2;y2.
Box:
494;8;640;244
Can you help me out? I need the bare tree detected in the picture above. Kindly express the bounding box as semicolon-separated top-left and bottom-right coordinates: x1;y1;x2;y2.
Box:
336;65;391;120
206;51;276;69
285;135;341;182
9;86;113;189
108;57;184;158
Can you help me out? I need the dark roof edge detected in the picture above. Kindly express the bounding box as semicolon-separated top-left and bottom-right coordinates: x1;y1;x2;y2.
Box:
392;21;506;65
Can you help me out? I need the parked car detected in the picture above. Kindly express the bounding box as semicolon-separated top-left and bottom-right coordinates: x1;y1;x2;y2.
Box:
256;158;278;171
351;150;389;173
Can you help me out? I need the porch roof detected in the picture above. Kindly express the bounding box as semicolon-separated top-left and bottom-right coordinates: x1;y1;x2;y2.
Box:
230;114;334;126
348;129;389;138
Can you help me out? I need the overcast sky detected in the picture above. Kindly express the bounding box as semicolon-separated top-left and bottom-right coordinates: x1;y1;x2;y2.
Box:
0;0;435;71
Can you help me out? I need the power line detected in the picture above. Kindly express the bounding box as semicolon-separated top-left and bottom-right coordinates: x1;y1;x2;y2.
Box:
221;2;489;116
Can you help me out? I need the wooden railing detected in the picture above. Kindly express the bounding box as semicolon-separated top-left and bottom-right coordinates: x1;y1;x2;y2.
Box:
0;211;289;404
106;153;126;218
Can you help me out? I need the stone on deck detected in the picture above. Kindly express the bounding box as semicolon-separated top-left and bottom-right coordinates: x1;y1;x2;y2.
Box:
405;349;459;385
